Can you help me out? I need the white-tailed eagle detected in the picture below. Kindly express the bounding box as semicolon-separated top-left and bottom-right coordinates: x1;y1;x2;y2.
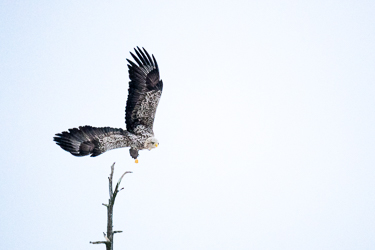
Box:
54;47;163;163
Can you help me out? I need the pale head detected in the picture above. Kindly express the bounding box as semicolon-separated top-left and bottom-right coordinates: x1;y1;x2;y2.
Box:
144;137;159;150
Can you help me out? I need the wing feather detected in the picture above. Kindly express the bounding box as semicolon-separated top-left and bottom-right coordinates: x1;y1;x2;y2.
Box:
130;51;144;67
143;48;154;66
134;48;148;65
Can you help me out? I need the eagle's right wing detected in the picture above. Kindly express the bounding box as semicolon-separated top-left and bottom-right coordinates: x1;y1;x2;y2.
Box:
54;126;130;157
125;47;163;134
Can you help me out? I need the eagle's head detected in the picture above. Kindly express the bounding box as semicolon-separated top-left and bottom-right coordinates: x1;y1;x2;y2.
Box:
144;137;159;150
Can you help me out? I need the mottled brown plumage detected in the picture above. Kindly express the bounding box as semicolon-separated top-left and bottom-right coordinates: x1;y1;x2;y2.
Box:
54;47;162;160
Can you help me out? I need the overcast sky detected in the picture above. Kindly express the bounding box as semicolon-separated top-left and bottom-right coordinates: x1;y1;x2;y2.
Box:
1;1;375;249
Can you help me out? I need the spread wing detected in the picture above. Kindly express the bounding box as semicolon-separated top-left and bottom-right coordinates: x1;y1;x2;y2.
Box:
54;126;131;157
125;47;163;134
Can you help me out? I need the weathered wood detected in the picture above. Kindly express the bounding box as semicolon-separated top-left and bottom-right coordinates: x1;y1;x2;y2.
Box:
90;162;132;250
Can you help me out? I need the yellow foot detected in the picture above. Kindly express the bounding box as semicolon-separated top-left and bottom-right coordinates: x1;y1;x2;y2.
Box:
135;159;139;164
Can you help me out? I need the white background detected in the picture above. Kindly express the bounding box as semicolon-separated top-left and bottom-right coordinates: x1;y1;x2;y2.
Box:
1;1;374;249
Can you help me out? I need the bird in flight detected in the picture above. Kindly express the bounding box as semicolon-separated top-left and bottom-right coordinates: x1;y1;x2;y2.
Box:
54;47;163;163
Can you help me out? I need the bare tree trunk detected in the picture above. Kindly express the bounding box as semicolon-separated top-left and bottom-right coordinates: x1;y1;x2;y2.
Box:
90;162;132;249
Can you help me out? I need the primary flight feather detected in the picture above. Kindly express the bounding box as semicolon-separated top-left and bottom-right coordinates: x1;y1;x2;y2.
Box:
53;47;163;163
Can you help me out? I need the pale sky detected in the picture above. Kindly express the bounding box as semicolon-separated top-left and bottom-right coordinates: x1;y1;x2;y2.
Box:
1;1;375;249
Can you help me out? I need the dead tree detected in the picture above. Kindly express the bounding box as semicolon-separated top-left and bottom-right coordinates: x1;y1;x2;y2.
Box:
90;162;132;250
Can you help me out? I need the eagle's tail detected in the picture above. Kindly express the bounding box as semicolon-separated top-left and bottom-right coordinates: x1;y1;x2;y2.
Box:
53;126;127;157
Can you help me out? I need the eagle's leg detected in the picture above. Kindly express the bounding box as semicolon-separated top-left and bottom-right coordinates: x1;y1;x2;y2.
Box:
129;148;139;163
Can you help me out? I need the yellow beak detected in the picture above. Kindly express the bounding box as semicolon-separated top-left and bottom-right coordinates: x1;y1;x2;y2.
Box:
155;143;158;148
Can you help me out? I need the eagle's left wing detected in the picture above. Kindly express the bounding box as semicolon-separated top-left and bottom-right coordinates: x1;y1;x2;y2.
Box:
125;47;163;134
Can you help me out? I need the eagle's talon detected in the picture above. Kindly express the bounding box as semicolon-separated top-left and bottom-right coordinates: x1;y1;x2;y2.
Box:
135;159;139;164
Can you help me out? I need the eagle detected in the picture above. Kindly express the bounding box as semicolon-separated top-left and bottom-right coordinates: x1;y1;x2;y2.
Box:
54;47;163;163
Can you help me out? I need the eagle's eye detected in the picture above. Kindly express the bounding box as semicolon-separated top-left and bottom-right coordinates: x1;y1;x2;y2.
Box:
151;142;154;144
